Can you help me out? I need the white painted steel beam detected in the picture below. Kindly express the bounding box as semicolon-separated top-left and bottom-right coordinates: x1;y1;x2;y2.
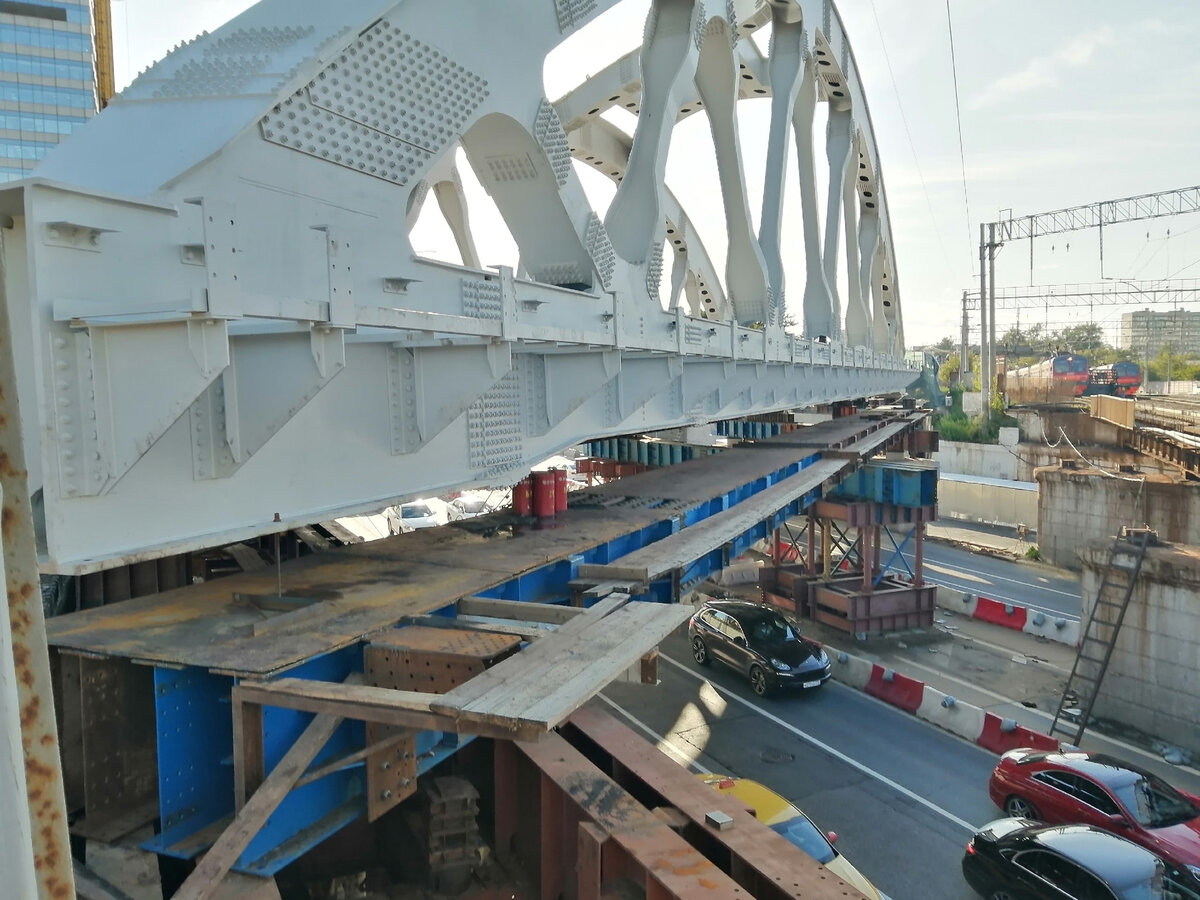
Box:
1;0;913;570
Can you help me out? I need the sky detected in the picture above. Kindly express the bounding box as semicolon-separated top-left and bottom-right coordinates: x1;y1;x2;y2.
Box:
108;0;1200;349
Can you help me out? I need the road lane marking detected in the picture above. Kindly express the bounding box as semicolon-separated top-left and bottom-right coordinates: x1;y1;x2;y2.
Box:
595;693;713;773
897;551;1078;599
659;653;980;833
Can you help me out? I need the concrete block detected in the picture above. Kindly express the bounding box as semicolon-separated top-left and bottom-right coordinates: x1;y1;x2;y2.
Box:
1022;614;1078;646
826;645;873;691
916;686;986;743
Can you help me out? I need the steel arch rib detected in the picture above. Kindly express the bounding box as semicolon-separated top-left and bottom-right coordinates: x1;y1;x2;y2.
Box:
558;0;903;349
3;0;912;569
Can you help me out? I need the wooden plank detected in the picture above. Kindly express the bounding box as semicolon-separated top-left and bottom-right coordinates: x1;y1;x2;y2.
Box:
437;594;630;711
399;614;550;641
368;624;521;658
232;695;263;812
250;599;344;638
586;460;846;582
232;678;544;741
293;731;411;790
457;595;587;625
173;708;344;900
455;600;673;725
489;603;691;728
575;563;650;582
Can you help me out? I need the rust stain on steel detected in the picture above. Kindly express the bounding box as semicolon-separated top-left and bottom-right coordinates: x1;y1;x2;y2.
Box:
2;277;76;899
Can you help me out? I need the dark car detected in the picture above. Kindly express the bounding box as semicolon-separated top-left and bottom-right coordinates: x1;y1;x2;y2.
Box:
687;600;830;696
962;818;1200;900
989;749;1200;875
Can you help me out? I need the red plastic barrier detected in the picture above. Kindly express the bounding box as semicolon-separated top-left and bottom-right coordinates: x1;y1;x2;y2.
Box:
977;713;1058;755
864;664;924;714
974;597;1027;631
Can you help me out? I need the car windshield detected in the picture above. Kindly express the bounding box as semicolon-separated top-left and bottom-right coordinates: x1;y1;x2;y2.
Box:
1114;774;1200;828
769;816;835;864
401;504;433;519
1113;858;1169;900
456;498;486;512
748;613;800;646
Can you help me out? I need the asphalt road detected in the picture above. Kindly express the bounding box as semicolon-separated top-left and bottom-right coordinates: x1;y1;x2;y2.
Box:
601;633;1003;900
887;541;1082;621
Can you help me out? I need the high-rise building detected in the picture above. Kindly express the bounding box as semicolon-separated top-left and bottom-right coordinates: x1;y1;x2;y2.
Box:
1119;308;1200;358
0;0;113;183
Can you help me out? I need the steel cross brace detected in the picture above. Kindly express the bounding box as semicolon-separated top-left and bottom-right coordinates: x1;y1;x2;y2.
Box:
874;525;914;587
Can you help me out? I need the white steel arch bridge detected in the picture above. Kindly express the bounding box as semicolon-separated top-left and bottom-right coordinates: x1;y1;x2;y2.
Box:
1;0;912;571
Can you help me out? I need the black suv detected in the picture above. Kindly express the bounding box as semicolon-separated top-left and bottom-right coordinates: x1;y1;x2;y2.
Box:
688;600;831;696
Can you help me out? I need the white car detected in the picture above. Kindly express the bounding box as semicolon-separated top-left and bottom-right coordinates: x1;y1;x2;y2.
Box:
447;491;505;521
385;499;447;534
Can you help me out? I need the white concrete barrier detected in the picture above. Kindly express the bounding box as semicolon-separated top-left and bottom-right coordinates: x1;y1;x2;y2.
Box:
826;645;875;691
916;685;986;743
1021;613;1080;646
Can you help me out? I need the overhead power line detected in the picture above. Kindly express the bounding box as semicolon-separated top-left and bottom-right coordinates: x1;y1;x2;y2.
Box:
944;1;973;264
992;185;1200;243
960;278;1200;310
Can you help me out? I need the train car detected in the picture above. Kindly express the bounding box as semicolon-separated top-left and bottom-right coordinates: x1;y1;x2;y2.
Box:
1084;362;1143;398
1002;353;1089;405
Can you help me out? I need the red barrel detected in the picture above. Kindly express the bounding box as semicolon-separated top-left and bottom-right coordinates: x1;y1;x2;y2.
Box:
554;468;568;513
532;470;556;518
513;476;533;516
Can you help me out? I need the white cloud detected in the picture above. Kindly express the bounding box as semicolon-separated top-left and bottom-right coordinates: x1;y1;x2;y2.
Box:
968;26;1116;110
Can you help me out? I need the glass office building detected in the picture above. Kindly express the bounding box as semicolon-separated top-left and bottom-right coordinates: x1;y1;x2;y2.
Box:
0;0;103;182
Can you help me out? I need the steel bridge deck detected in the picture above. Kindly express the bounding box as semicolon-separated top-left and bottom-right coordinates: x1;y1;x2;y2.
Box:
45;412;922;677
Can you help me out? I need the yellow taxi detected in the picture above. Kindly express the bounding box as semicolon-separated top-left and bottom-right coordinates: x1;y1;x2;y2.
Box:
698;774;890;900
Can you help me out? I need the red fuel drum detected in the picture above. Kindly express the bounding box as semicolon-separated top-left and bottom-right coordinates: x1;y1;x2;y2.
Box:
554;469;568;513
513;476;533;516
532;470;556;518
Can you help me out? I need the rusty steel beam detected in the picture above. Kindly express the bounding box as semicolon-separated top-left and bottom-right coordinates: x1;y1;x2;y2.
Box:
1;238;75;899
513;733;746;900
562;707;870;899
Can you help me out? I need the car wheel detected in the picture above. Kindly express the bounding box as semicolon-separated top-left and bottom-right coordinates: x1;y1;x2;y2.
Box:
692;637;711;667
749;665;770;697
1004;795;1039;819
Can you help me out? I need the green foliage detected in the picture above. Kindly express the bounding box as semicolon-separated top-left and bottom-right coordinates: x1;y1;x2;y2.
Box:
1056;322;1106;353
934;335;955;351
1145;344;1200;382
932;383;1017;444
997;321;1112;368
1025;546;1041;561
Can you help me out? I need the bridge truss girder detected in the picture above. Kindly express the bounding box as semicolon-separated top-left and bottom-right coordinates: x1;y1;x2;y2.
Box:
2;0;913;571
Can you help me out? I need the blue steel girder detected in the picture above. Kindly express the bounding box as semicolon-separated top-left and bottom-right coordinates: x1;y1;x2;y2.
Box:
3;0;914;573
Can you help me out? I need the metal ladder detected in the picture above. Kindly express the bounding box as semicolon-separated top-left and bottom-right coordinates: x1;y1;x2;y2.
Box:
1050;527;1154;747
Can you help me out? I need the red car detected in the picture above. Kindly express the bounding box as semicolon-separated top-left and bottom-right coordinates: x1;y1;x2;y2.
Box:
989;749;1200;877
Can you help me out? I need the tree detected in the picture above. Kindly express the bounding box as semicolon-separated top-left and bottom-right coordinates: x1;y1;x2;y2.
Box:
1054;322;1106;353
934;335;955;351
1146;344;1191;382
999;323;1049;357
